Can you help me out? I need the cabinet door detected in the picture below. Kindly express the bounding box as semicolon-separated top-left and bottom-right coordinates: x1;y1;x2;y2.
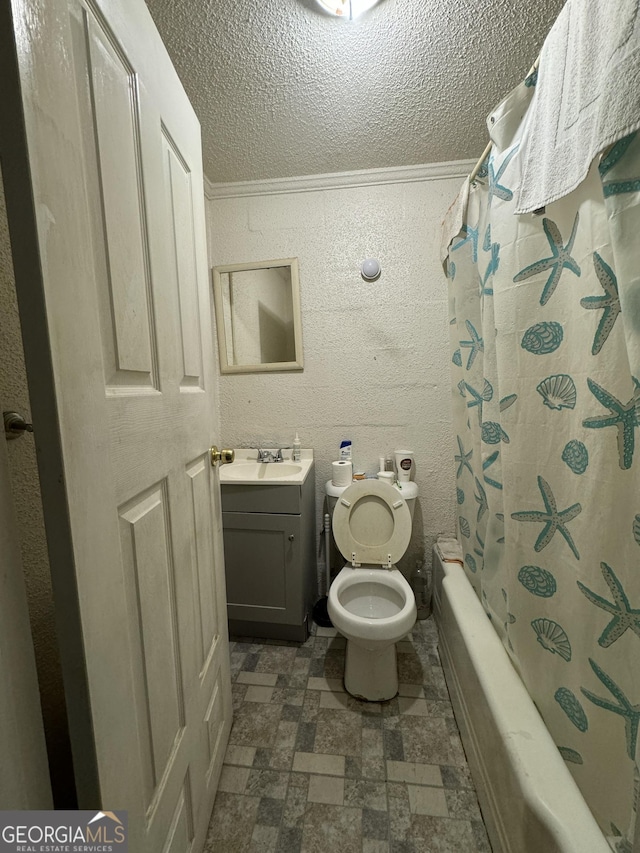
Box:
223;512;302;625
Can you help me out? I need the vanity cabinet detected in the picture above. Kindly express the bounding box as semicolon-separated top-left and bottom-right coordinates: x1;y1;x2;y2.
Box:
221;464;316;641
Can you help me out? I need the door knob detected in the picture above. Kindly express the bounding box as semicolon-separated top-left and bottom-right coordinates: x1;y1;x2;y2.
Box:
210;446;235;467
288;534;295;541
3;411;34;440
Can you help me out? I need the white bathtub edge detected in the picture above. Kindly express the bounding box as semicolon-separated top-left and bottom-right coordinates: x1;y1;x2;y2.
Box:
433;550;610;853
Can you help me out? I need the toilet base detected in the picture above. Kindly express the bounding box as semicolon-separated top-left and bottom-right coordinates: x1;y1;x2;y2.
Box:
344;640;398;702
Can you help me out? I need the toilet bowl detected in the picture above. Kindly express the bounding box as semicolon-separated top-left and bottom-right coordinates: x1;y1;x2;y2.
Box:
327;479;417;701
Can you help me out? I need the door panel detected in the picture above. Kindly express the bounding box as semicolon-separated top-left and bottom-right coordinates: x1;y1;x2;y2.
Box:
2;0;231;847
163;132;204;390
163;779;194;853
186;455;218;674
119;481;185;808
74;6;159;391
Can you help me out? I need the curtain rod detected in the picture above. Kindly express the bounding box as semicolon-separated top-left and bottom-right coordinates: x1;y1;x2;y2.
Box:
468;56;541;184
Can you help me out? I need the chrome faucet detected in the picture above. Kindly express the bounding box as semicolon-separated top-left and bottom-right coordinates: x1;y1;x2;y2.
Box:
257;447;289;463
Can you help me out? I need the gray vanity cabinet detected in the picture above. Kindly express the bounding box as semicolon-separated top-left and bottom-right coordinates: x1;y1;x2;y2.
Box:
221;465;316;641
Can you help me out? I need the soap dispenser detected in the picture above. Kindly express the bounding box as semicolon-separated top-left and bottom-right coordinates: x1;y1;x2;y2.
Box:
293;432;301;462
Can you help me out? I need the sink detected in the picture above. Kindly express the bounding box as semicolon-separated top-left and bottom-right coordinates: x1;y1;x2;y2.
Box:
219;449;313;485
222;462;302;480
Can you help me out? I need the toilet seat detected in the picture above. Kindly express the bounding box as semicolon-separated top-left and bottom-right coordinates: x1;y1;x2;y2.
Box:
332;479;412;568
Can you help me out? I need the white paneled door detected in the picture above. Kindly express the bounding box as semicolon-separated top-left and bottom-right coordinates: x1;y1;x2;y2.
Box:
1;0;232;849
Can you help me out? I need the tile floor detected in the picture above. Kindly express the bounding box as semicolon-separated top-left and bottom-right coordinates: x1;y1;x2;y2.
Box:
205;618;491;852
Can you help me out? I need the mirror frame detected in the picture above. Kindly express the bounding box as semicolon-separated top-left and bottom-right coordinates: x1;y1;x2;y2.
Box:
212;257;304;374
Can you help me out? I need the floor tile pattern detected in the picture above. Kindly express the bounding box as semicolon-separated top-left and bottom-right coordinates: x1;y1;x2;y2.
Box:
205;619;491;852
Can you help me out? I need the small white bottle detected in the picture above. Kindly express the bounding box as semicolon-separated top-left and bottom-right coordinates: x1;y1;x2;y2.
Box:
293;432;301;462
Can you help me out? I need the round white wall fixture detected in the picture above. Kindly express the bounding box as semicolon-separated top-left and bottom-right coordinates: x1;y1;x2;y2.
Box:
361;258;381;281
315;0;381;18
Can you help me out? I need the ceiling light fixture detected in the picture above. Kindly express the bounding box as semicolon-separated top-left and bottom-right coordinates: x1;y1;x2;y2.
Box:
315;0;381;19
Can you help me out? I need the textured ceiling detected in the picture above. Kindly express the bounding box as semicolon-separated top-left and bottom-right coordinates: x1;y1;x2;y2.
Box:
144;0;566;183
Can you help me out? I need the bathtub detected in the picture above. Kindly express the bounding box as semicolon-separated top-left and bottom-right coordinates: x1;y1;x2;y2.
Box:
432;542;611;853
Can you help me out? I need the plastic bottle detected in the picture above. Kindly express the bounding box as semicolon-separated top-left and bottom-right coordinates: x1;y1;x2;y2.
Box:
293;432;301;462
339;440;352;461
411;560;431;620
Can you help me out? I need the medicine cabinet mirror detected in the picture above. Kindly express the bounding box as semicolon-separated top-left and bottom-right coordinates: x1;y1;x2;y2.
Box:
212;258;304;374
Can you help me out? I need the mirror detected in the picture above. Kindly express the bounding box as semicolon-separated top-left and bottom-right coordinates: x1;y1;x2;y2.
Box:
212;258;304;374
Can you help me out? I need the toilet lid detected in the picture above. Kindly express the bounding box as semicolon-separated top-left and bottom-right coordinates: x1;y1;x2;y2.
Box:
332;479;412;567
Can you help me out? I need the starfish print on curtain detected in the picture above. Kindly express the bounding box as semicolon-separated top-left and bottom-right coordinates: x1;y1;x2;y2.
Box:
454;435;473;479
459;320;484;369
582;377;640;470
577;562;640;647
474;477;488;522
480;243;500;297
450;223;479;263
482;450;502;490
581;658;640;760
580;252;621;355
487;145;519;206
512;213;581;306
599;132;640;198
464;379;493;424
511;475;582;559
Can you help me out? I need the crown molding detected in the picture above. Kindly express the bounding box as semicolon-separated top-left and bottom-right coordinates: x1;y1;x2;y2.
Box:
203;159;475;200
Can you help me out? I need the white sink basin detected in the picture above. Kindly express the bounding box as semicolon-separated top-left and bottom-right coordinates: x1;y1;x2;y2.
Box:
219;450;313;485
223;462;302;480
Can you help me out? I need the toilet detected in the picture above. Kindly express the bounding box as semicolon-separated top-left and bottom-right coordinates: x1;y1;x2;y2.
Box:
326;478;418;701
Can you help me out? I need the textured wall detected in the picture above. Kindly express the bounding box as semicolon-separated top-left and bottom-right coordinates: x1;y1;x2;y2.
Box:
207;169;463;584
0;171;75;805
145;0;565;183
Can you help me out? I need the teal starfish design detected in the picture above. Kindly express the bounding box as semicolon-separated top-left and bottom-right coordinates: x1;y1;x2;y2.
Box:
495;512;505;544
451;224;479;263
487;146;519;206
603;178;640;197
460;320;484;369
599;132;639;197
483;224;492;252
580;252;621;355
599;133;637;178
480;243;500;297
482;449;502;490
454;435;473;479
513;213;581;305
577;562;640;647
581;658;640;760
474;477;488;522
464;379;493;424
511;475;581;560
582;377;640;470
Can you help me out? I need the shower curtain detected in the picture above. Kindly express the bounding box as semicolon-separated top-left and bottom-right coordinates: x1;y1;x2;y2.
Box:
445;75;640;849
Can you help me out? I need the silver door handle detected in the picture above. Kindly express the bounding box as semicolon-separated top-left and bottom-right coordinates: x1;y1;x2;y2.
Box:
288;534;295;541
3;411;33;440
